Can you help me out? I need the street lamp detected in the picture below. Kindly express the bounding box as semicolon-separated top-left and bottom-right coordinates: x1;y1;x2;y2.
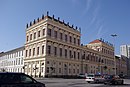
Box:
111;34;117;75
33;65;38;77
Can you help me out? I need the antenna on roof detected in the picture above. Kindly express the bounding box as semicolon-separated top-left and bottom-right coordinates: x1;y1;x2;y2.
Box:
42;14;44;19
47;11;49;16
52;15;54;19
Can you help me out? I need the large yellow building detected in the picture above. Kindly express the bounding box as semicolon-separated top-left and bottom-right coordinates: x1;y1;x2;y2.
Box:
24;13;115;77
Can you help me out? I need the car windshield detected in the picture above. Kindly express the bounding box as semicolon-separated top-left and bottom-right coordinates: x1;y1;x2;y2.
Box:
87;74;94;77
104;75;113;79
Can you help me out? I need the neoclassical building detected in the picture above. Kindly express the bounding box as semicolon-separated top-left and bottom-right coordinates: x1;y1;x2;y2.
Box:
24;13;115;77
0;46;24;72
86;39;115;74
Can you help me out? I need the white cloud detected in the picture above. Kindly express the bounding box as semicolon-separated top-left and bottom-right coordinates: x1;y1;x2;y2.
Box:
82;0;92;15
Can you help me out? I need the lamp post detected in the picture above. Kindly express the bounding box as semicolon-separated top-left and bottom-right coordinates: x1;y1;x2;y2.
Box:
33;65;38;77
111;34;117;75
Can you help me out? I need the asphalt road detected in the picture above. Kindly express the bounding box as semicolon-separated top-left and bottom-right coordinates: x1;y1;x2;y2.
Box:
36;78;130;87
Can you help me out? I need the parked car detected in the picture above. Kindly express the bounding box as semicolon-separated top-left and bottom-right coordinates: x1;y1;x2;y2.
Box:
0;72;45;87
85;74;95;83
85;74;105;83
78;73;87;79
104;75;124;85
94;74;105;83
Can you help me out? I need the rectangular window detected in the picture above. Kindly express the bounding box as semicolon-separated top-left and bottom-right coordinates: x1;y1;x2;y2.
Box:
47;28;51;36
34;32;36;39
54;47;57;56
22;51;23;56
65;34;67;42
30;34;32;40
48;45;51;54
38;31;40;37
37;47;39;55
29;49;31;56
60;48;62;57
54;31;57;38
47;67;49;73
41;67;44;72
78;39;80;45
42;45;44;54
59;68;61;73
78;52;80;59
69;50;72;58
26;50;28;57
70;36;72;43
74;51;76;59
27;36;29;41
60;33;62;40
65;49;67;58
43;29;45;36
74;38;76;44
33;48;35;56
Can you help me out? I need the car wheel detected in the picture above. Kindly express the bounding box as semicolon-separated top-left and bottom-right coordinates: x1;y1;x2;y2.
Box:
121;80;124;85
114;81;118;85
87;81;90;83
104;83;107;85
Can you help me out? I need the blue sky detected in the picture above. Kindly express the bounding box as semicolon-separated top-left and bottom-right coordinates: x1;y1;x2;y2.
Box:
0;0;130;55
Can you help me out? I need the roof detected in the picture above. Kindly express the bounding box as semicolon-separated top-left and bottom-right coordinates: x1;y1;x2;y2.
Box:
89;39;102;44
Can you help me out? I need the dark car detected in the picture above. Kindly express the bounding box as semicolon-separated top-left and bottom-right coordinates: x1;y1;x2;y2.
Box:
104;75;124;85
78;73;86;79
0;72;45;87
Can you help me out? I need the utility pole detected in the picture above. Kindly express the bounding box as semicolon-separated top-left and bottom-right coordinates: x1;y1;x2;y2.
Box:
111;34;117;75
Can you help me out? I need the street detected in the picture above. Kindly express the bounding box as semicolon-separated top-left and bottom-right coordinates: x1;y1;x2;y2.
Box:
36;78;130;87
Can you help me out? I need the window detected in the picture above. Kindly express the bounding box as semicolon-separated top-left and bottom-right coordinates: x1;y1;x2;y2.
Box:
37;47;39;55
25;50;28;57
42;29;45;36
65;49;67;58
34;32;36;39
48;45;51;54
27;36;29;41
60;48;62;57
74;51;76;59
54;31;57;38
29;49;31;56
78;52;80;59
69;50;72;58
65;34;67;42
70;36;72;43
73;69;75;73
22;51;23;56
74;38;76;44
54;47;57;56
38;31;40;37
42;45;44;54
47;61;49;64
33;48;35;56
21;58;23;64
59;68;61;73
30;34;32;40
47;28;51;36
60;33;62;40
20;75;33;83
78;39;80;45
41;67;44;72
47;67;49;73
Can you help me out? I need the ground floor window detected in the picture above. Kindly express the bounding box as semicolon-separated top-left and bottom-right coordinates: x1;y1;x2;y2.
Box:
47;67;49;73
